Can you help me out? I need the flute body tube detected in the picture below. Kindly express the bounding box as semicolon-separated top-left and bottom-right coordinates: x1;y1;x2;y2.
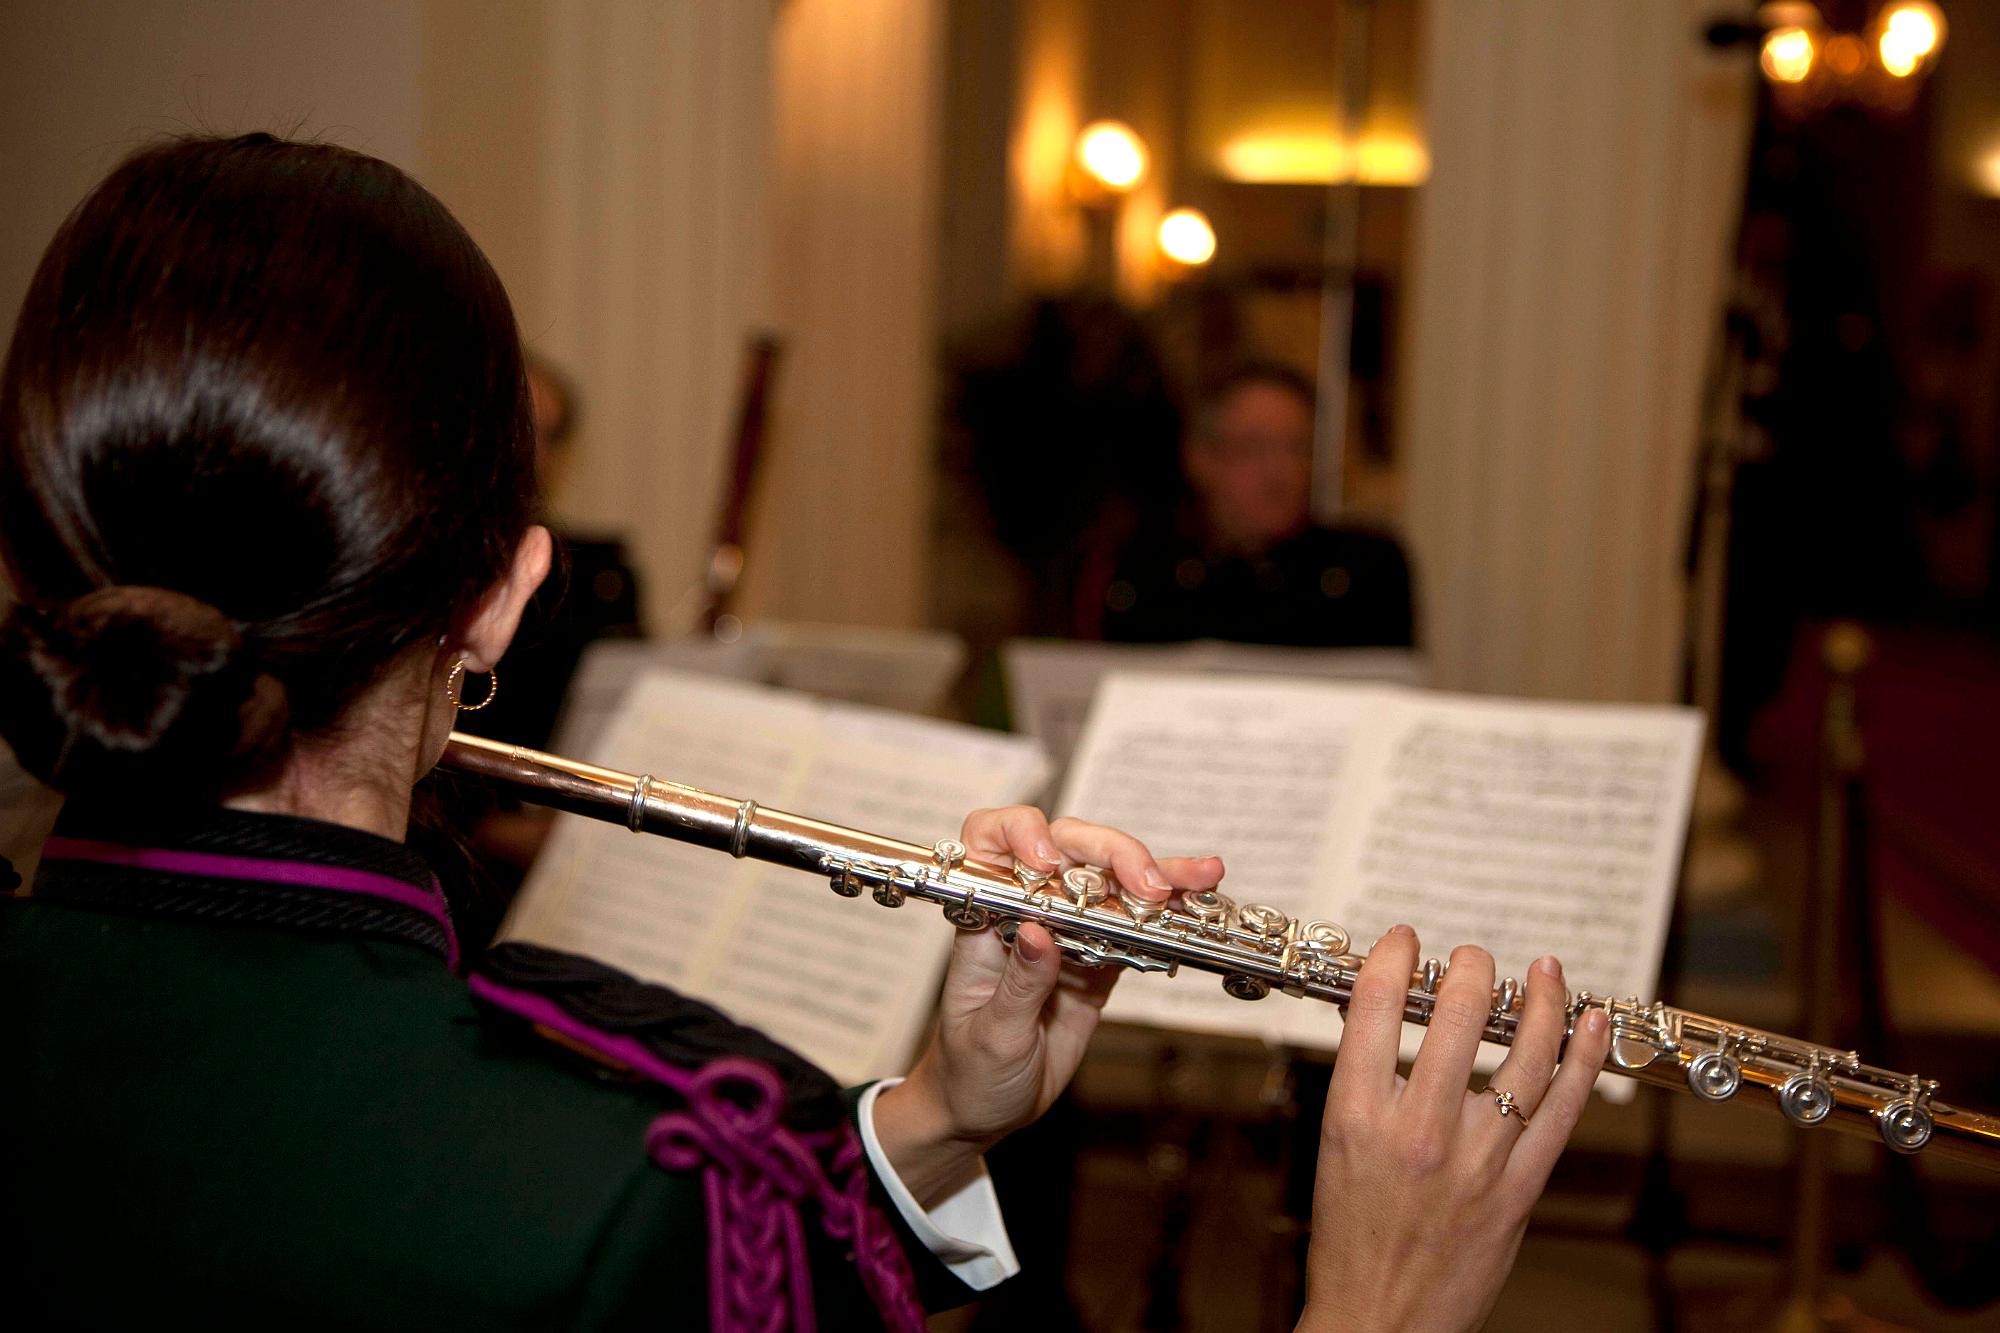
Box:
442;732;2000;1171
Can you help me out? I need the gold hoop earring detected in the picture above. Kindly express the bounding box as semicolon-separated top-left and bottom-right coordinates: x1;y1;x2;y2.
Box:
449;661;499;712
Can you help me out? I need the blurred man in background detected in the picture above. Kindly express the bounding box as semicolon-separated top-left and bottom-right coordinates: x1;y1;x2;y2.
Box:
1085;362;1416;649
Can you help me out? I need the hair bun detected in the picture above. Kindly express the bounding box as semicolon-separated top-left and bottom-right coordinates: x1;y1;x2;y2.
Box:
0;586;290;796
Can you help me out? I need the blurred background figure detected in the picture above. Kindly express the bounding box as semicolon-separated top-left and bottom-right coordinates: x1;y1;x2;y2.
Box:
948;295;1186;638
1081;361;1415;647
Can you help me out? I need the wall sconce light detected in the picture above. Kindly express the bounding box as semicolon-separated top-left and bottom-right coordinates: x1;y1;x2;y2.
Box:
1157;207;1216;268
1071;120;1148;201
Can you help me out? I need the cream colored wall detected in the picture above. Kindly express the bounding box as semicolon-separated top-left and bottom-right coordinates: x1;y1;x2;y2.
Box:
1401;0;1753;702
0;0;423;332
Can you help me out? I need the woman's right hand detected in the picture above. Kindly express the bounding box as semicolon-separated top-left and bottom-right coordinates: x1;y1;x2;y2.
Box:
1297;926;1611;1332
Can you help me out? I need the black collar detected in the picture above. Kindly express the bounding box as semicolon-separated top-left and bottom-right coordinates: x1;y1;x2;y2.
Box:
29;804;459;967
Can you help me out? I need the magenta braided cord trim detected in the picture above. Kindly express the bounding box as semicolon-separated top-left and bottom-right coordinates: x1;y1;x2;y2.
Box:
823;1134;928;1333
715;1168;799;1333
781;1204;815;1333
648;1060;829;1333
467;975;921;1331
704;1170;730;1333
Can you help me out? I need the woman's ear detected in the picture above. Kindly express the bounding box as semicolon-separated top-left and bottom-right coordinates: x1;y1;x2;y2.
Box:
458;525;553;672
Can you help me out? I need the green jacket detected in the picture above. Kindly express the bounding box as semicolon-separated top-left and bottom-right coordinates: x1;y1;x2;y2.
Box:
1;805;971;1329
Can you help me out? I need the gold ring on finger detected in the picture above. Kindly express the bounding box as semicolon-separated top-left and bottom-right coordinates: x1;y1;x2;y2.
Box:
1486;1086;1532;1129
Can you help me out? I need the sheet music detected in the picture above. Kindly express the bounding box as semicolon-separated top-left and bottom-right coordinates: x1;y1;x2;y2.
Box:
504;669;1048;1084
1298;694;1704;1080
1057;675;1389;1041
549;637;765;755
1054;674;1699;1100
550;623;968;758
753;622;967;715
1003;638;1426;779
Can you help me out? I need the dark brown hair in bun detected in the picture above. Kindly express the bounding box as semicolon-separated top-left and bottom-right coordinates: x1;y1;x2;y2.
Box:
0;587;288;795
0;134;537;797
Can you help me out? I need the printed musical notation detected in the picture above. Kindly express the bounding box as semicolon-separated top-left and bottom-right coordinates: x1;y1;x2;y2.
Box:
1326;700;1700;1016
1063;675;1701;1091
1002;637;1426;786
1061;677;1373;1040
505;670;1047;1085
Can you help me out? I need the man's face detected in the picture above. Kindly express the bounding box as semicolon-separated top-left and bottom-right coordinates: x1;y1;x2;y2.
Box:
1186;381;1313;551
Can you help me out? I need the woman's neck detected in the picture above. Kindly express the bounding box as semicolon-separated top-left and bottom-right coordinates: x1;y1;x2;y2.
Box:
224;656;435;842
227;757;415;841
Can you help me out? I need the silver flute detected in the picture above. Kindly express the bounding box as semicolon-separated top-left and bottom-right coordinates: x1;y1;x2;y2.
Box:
442;732;2000;1170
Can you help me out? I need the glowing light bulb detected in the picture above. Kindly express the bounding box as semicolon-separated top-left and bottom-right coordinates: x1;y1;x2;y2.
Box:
1157;208;1216;267
1074;121;1148;193
1761;25;1815;83
1879;2;1942;77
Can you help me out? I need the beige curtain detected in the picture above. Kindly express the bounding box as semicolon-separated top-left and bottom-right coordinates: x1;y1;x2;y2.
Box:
427;0;943;634
506;1;775;637
734;0;944;629
1402;0;1753;702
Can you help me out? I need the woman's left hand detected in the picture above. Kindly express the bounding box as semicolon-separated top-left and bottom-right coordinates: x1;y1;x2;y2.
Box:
871;806;1223;1204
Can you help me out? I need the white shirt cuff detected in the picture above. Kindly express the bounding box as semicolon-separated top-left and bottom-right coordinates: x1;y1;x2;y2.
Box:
856;1078;1021;1291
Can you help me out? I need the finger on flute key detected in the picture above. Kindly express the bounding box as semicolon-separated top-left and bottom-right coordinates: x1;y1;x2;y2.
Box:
1330;924;1421;1101
960;806;1061;873
1404;945;1496;1120
1047;815;1175;902
1482;955;1567;1107
1506;1006;1611;1189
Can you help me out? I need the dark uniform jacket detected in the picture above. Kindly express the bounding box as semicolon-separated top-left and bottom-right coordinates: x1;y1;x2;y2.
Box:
0;804;970;1329
1094;522;1417;649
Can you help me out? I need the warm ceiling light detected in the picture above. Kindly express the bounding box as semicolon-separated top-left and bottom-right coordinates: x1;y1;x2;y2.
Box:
1351;136;1431;187
1217;134;1346;185
1157;208;1216;267
1074;121;1148;193
1215;132;1430;187
1760;25;1815;83
1878;2;1943;78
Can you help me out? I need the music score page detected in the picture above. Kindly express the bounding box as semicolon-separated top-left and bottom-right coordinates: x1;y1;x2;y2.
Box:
1066;675;1701;1095
503;669;1049;1085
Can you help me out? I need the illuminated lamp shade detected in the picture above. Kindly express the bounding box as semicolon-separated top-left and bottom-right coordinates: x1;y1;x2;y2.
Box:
1157;208;1217;267
1760;25;1815;83
1976;147;2000;199
1878;1;1944;78
1074;121;1148;193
